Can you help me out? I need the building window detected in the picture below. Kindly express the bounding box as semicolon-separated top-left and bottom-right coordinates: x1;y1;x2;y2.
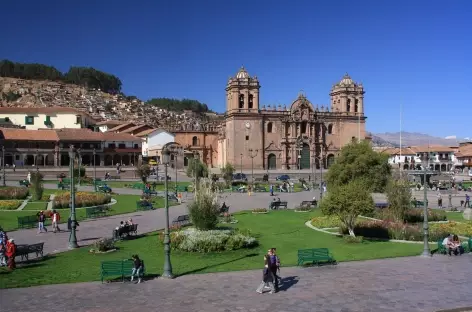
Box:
328;124;333;134
239;94;244;109
248;94;253;109
76;115;82;124
108;143;116;148
267;122;273;133
25;116;34;125
354;99;359;113
246;135;249;141
171;154;174;161
118;144;126;149
134;144;139;149
346;99;351;112
301;122;307;134
192;136;198;146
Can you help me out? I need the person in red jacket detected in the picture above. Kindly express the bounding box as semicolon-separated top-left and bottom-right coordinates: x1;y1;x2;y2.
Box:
6;238;16;270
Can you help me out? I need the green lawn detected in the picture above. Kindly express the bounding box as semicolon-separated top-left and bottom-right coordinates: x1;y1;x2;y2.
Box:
0;209;432;289
0;194;168;231
23;202;48;211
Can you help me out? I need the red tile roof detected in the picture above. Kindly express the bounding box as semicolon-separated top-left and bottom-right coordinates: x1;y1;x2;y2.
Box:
121;124;153;134
134;128;157;137
0;128;59;141
108;122;136;132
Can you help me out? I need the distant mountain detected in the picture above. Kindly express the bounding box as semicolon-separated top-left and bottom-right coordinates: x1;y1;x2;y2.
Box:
370;134;398;147
373;132;468;147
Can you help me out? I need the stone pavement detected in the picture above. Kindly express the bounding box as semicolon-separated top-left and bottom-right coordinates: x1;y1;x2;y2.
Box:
6;190;321;255
2;256;472;312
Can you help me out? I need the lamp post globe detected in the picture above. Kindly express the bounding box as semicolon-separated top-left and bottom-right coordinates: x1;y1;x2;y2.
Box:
161;146;174;278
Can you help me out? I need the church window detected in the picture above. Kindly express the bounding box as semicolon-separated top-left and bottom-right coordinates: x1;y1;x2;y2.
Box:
355;99;359;113
192;136;198;146
248;94;254;109
301;122;307;134
239;94;245;109
328;124;333;134
267;122;273;133
346;99;351;112
246;135;249;141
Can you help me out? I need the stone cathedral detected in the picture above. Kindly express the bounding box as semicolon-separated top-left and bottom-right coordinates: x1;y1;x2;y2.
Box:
217;67;367;170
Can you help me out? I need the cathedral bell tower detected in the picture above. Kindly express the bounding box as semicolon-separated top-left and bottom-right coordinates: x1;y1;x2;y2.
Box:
226;66;260;113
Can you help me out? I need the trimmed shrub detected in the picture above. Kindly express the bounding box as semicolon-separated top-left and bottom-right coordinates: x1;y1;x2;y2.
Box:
373;208;446;223
188;179;220;230
92;238;115;252
343;235;364;244
252;208;268;213
0;187;29;200
0;200;22;210
339;220;450;241
163;228;257;252
53;192;111;209
295;206;312;212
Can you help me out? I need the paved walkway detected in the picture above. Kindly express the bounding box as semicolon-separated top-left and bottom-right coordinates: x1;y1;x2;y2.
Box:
1;256;472;312
7;190;321;255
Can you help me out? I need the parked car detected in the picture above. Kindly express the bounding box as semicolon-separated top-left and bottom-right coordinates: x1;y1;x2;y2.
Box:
233;173;248;182
276;174;290;181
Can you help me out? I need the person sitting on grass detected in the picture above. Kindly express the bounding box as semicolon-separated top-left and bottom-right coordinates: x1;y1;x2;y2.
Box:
128;254;144;283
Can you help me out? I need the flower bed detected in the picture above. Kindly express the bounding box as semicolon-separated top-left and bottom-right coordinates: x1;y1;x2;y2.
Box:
161;228;258;252
339;220;450;241
310;216;343;228
0;200;22;210
53;192;112;209
0;187;29;200
372;208;446;223
294;206;312;212
429;221;472;237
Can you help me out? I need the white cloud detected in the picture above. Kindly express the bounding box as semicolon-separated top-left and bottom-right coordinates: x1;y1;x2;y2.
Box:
445;135;457;140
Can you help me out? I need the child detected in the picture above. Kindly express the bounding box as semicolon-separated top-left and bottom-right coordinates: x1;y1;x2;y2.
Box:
129;254;144;283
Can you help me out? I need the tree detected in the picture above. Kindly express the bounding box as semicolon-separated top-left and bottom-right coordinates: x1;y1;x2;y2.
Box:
30;172;44;201
386;177;412;222
220;163;235;186
146;97;211;113
186;158;208;180
136;164;151;183
325;140;391;193
320;181;375;236
188;179;220;230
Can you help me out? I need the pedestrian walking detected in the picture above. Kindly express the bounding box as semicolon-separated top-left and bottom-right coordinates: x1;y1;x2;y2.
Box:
465;194;470;208
52;210;61;233
5;238;16;270
128;254;144;283
12;163;16;172
437;193;443;209
256;254;276;294
27;171;31;184
37;211;48;233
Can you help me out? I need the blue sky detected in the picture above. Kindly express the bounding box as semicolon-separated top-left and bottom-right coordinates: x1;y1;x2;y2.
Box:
1;0;470;137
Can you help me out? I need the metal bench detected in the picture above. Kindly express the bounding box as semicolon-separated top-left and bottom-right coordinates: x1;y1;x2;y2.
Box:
17;215;41;229
375;202;389;209
300;200;317;208
113;224;139;239
269;201;288;210
16;243;44;261
100;260;135;283
297;248;336;266
97;185;112;193
58;182;70;190
172;215;190;226
19;180;30;187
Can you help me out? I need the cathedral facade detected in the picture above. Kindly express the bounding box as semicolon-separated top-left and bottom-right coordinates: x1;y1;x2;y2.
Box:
217;67;367;170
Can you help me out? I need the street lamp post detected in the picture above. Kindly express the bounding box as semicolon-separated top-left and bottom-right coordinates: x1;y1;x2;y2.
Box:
93;148;97;191
36;149;39;173
2;146;5;187
172;146;183;193
448;177;453;209
311;154;315;191
248;149;258;186
68;146;78;249
77;148;81;187
193;152;200;195
240;153;243;176
421;160;432;257
161;146;174;278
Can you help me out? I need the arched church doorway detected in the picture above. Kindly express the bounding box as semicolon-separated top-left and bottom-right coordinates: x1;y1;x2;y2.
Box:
268;153;276;170
300;143;310;169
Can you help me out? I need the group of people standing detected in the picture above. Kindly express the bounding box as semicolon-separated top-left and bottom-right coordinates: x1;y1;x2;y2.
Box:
256;248;281;294
0;229;16;270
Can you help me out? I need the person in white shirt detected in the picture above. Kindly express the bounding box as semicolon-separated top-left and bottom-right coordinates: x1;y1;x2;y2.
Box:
442;235;456;256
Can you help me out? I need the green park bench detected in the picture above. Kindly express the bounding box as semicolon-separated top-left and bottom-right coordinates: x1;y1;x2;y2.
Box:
97;185;112;193
438;238;472;254
85;206;108;219
176;185;188;192
58;182;71;190
19;180;30;187
17;215;41;229
297;248;336;266
136;200;154;211
100;260;141;283
253;185;267;192
109;175;121;180
411;200;427;208
16;243;44;261
269;201;288;210
300;200;317;208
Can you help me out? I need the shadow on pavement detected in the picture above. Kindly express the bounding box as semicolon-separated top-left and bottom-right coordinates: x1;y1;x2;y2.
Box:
178;253;259;276
278;276;299;291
